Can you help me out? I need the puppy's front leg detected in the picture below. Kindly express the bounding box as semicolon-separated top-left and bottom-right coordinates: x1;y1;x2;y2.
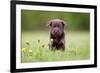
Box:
59;38;65;51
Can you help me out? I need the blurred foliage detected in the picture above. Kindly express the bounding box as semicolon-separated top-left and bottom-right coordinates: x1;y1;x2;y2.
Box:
21;10;90;31
21;31;90;62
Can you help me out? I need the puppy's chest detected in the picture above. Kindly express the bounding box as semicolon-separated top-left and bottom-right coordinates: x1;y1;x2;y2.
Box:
50;33;63;39
53;38;61;43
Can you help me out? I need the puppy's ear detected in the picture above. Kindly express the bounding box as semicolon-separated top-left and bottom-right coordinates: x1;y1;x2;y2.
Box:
47;20;52;27
61;20;66;27
62;20;68;28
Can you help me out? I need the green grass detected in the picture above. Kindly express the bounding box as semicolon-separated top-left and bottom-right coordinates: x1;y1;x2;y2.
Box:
21;31;90;63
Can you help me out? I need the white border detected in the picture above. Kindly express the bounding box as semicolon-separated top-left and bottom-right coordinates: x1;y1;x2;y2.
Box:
16;4;94;69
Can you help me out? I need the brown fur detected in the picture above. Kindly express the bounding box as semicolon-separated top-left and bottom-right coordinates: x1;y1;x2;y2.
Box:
48;19;65;51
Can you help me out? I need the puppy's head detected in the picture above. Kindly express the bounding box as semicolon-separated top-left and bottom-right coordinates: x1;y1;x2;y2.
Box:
48;19;65;37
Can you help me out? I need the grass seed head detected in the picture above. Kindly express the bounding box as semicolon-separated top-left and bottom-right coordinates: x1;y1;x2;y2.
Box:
51;39;53;42
29;49;33;53
26;41;30;45
42;45;45;48
38;40;40;43
22;48;27;52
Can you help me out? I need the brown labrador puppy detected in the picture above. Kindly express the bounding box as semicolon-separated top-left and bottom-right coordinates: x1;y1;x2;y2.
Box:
48;19;66;51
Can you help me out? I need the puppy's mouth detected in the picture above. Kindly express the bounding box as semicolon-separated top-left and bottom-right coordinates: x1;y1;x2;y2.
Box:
51;30;62;37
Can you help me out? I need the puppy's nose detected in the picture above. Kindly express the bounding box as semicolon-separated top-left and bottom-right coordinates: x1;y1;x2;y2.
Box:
54;28;59;33
55;30;58;33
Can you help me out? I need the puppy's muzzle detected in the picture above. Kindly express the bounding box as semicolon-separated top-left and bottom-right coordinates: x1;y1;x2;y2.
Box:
52;27;62;37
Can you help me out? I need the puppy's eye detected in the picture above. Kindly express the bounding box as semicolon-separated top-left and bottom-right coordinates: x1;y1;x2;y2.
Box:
53;25;56;27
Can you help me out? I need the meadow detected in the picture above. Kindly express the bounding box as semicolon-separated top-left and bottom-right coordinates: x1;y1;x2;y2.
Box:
21;31;90;63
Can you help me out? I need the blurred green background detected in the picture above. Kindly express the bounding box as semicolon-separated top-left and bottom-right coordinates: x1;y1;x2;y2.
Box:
21;10;90;31
21;10;90;63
